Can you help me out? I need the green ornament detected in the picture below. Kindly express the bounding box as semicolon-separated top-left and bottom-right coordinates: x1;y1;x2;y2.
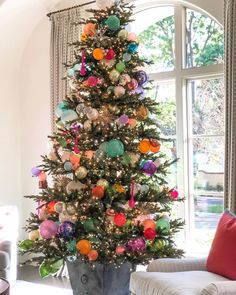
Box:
67;240;77;252
58;138;67;147
116;61;125;73
19;239;34;251
156;218;170;234
83;219;96;232
153;239;165;251
39;259;63;278
106;15;120;31
118;29;128;40
106;139;124;158
121;152;132;166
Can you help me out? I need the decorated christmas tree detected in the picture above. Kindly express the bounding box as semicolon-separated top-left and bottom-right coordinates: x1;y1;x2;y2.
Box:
19;0;184;279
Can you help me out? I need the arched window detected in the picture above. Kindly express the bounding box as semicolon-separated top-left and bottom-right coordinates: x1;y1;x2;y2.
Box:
131;1;224;253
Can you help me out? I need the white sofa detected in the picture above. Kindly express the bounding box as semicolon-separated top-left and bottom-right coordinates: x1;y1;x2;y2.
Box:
130;258;236;295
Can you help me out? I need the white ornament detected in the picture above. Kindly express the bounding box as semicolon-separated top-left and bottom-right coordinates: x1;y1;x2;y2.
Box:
66;180;85;194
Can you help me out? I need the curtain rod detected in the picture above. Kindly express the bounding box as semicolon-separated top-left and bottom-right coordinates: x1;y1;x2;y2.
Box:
47;0;96;18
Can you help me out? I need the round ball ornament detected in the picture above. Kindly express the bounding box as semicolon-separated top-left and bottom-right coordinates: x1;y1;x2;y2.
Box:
143;219;156;231
31;166;41;177
76;239;91;255
105;48;115;60
140;184;149;194
88;249;98;261
59;221;76;238
106;139;124;158
170;189;179;200
92;186;105;199
127;237;146;252
138;139;151;154
150;139;161;153
39;220;58;240
29;230;40;241
119;114;129;125
87;76;98;87
156;218;170;234
118;29;128;40
143;160;157;176
84;120;92;130
134;70;148;86
75;166;88;179
93;48;104;60
119;74;131;86
123;53;132;62
109;69;120;82
83;23;96;36
66;203;77;215
85;107;99;121
66;180;84;194
64;161;73;171
47;201;57;214
114;85;125;97
128;118;137;128
127;42;139;54
116;245;126;255
106;15;120;31
128;79;138;90
115;61;125;73
128;32;137;41
144;228;156;240
61;110;78;123
97;179;109;189
54;202;65;214
114;213;126;227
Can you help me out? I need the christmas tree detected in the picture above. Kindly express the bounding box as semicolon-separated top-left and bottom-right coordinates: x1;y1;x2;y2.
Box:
19;0;184;278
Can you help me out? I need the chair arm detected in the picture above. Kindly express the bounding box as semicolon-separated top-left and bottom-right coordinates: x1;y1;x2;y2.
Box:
200;281;236;295
147;257;207;272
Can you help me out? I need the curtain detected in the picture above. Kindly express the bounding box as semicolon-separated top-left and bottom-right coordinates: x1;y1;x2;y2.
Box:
50;8;82;132
224;0;236;213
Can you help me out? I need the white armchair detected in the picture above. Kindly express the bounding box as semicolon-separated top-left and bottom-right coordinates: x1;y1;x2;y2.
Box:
130;258;236;295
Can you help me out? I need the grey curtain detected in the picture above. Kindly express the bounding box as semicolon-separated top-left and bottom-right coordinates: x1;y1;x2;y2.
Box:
224;0;236;213
50;8;82;132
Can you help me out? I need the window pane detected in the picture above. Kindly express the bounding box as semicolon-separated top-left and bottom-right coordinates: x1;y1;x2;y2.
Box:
185;9;224;68
132;6;175;73
189;78;224;136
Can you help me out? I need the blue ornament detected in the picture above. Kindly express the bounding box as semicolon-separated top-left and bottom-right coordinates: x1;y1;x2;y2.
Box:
67;68;75;77
59;221;76;238
106;139;124;158
123;53;132;62
127;42;139;54
143;160;157;176
134;70;148;86
64;161;73;171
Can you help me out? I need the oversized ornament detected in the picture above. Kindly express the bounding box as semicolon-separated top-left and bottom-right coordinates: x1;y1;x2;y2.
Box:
87;76;98;87
75;166;88;179
156;218;170;234
64;161;73;171
97;179;109;188
114;213;126;226
138;139;151;153
134;70;148;86
128;32;137;41
136;105;149;120
66;180;84;194
61;110;78;123
119;114;129;125
96;0;115;9
66;203;77;215
127;42;139;54
87;249;98;261
143;160;157;176
126;237;146;252
83;23;96;36
118;29;128;40
115;61;125;73
142;219;156;231
114;85;125;97
76;239;91;255
39;220;58;240
106;139;124;157
29;229;40;241
119;74;131;86
144;228;156;240
150;139;161;153
123;52;132;62
106;15;120;31
54;202;65;214
92;186;105;199
105;48;115;60
116;245;126;255
31;166;41;177
58;221;76;238
93;48;104;60
109;69;120;82
85;107;99;121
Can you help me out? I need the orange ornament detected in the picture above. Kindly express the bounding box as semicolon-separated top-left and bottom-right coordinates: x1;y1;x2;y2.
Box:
87;249;98;261
83;23;96;36
47;201;57;214
136;105;149;120
114;183;125;193
143;219;156;231
138;139;150;153
150;139;161;153
128;118;137;128
84;150;94;160
70;154;80;169
93;48;104;60
92;186;105;199
76;239;91;255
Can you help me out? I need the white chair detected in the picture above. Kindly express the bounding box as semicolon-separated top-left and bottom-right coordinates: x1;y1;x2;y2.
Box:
130;257;236;295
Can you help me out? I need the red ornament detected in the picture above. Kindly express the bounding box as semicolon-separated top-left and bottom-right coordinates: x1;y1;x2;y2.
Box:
92;186;105;199
105;49;115;60
114;213;126;227
47;201;57;214
144;228;156;240
87;76;98;87
170;189;179;200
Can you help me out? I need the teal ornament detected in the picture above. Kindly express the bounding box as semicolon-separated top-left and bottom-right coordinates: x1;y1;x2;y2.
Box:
67;68;75;77
61;110;78;123
64;161;73;171
99;142;108;151
55;101;69;117
67;240;76;252
127;42;139;54
156;218;170;234
106;15;120;31
123;53;131;62
115;61;125;73
106;139;124;158
73;64;81;72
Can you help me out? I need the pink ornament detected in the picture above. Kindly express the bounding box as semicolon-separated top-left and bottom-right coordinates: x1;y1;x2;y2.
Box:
114;86;125;97
105;48;115;60
116;245;126;255
129;179;135;208
170;189;179;200
80;49;87;76
39;220;58;239
128;79;138;90
128;32;137;41
119;114;129;125
38;171;47;181
87;76;98;87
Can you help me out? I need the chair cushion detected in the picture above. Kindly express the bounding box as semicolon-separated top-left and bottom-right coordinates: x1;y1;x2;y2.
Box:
130;271;228;295
206;210;236;280
0;251;9;269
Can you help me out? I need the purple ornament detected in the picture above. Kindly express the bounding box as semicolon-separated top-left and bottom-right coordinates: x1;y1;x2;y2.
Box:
134;70;148;86
119;114;129;125
39;220;58;239
143;160;157;176
58;221;76;238
127;237;146;252
31;166;41;177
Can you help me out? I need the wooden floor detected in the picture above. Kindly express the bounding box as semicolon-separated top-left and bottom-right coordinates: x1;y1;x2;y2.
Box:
17;265;71;289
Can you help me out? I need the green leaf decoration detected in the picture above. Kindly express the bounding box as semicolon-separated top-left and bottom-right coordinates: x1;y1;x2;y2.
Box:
19;239;34;251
